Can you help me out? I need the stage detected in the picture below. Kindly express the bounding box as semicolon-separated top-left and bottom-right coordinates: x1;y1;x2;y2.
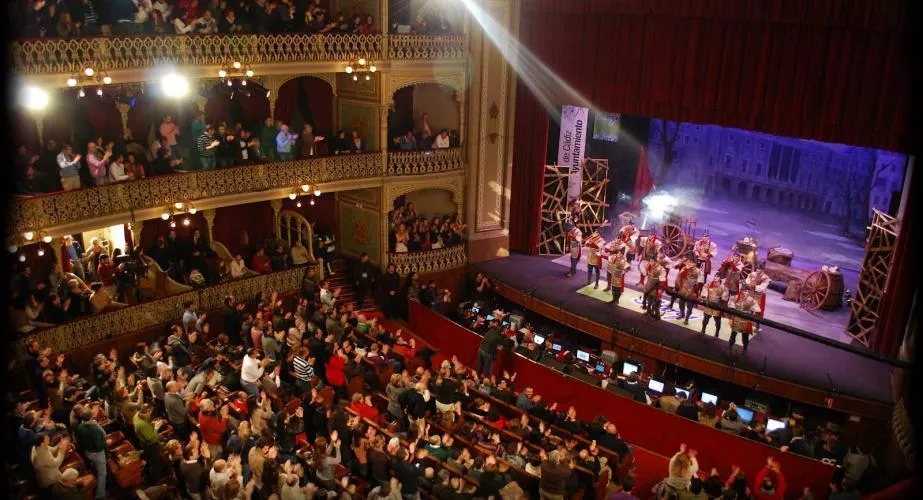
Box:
472;254;894;409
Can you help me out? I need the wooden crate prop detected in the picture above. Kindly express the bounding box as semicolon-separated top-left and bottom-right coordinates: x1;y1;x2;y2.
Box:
847;210;899;347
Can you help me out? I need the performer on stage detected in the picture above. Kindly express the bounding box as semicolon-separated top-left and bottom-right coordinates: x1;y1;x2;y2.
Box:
675;258;701;325
617;219;639;263
585;233;604;288
700;276;729;337
564;226;583;278
693;231;718;288
728;291;761;353
744;267;771;331
601;238;627;292
636;232;662;286
642;255;669;320
605;252;631;305
668;256;692;309
719;255;744;296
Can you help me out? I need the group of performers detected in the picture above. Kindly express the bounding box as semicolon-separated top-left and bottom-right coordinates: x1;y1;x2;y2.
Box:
563;218;772;353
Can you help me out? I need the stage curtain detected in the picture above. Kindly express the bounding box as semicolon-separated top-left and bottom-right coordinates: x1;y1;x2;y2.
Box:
303;77;334;137
240;92;271;131
126;96;153;144
408;301;837;498
873;167;919;357
508;79;548;254
85;96;124;142
274;80;298;128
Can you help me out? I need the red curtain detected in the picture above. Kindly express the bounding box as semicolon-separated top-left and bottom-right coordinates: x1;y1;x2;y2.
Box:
204;92;231;128
508;79;548;254
126;96;153;143
211;202;276;257
510;0;914;254
139;214;208;251
85;96;124;142
873;167;919;357
274;77;334;136
409;301;836;497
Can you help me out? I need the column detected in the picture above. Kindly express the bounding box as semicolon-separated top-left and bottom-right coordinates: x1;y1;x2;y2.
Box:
116;102;130;133
32;109;46;145
379;104;390;174
379;0;389;58
270;199;283;239
51;236;65;274
202;210;216;246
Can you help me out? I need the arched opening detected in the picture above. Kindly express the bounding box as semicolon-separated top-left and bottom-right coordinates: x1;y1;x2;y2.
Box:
274;76;335;153
765;188;774;203
389;187;462;252
204;80;271;134
751;185;761;201
389;83;461;150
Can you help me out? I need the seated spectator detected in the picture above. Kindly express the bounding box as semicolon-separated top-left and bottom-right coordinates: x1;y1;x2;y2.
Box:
290;239;310;265
399;130;417;151
250;248;272;274
434;129;451;149
358;14;377;34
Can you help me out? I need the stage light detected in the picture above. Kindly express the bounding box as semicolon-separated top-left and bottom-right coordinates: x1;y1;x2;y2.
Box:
288;192;297;200
161;211;170;220
37;248;45;257
175;202;184;209
369;65;376;72
19;254;26;263
183;218;190;226
358;57;367;66
42;236;53;243
233;61;241;69
21;86;49;111
84;67;94;77
314;188;321;196
345;65;353;74
162;73;189;98
66;77;78;87
102;75;112;85
218;69;227;78
23;231;34;241
301;184;310;192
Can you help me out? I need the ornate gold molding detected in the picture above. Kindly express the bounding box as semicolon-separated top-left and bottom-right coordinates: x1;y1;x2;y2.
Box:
8;153;383;234
383;174;465;208
385;73;467;100
388;35;468;60
20;267;306;352
388;245;467;276
388;148;465;176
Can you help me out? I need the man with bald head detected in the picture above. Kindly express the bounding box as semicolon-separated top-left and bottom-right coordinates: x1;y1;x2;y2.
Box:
164;381;189;440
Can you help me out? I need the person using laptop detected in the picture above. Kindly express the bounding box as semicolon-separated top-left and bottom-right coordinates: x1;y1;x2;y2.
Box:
658;388;681;414
620;372;648;404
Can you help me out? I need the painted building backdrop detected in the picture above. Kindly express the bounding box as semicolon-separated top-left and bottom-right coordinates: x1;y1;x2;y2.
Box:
647;119;907;236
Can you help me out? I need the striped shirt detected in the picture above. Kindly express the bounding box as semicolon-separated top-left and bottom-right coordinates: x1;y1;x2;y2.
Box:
197;133;216;158
292;356;314;382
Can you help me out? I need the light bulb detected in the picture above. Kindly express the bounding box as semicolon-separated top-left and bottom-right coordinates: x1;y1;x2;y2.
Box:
183;218;190;226
310;199;315;206
246;69;254;77
296;201;302;208
365;75;370;81
96;88;103;96
23;231;34;241
78;89;86;98
161;212;170;220
315;189;322;197
301;184;310;192
84;67;94;77
169;220;176;228
241;80;247;86
266;90;271;98
352;75;358;81
66;77;78;87
232;61;241;69
175;202;184;209
42;236;53;243
369;65;376;73
345;65;353;74
227;80;233;87
18;254;26;263
8;245;18;253
37;249;45;257
218;69;227;78
189;207;197;214
102;76;112;85
288;193;297;200
358;58;367;66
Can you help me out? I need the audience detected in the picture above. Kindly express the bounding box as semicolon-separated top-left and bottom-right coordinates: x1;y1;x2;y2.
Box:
389;204;466;253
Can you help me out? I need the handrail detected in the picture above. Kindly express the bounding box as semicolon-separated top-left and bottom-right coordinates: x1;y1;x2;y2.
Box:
10;33;469;74
387;245;467;276
17;266;306;352
8;151;466;234
387;147;465;175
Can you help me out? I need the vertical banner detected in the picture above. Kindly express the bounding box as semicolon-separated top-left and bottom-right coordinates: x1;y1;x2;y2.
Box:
557;105;590;203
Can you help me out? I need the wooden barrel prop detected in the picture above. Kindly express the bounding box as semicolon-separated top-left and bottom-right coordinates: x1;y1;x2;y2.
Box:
822;271;844;310
783;279;802;301
767;246;793;266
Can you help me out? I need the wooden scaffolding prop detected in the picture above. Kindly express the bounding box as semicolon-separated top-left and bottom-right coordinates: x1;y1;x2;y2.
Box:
538;158;610;255
847;210;900;347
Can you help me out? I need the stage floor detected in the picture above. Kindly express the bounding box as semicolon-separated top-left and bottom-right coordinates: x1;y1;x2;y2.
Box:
473;254;893;405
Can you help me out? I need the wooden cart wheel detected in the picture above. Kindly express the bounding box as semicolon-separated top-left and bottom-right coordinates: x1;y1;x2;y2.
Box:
799;271;830;311
660;223;687;258
739;260;755;282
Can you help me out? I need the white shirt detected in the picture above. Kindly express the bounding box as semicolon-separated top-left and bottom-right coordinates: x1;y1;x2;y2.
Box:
434;135;450;148
230;259;247;278
240;354;264;384
320;288;335;308
109;161;131;182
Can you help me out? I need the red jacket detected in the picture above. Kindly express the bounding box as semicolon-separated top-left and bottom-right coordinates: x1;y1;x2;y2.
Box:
349;401;379;420
251;254;272;273
326;356;346;387
752;467;786;500
97;262;115;286
198;413;227;445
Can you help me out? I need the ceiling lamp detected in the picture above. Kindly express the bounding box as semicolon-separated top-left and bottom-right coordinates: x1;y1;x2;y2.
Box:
296;200;302;208
358;57;367;66
345;64;353;74
84;67;94;77
183;218;191;226
245;68;254;77
169;219;177;228
288;192;297;200
301;184;310;192
37;248;45;257
23;231;34;241
314;188;321;196
188;205;197;214
344;58;375;81
67;68;113;94
218;69;227;78
66;77;78;87
232;61;242;69
42;235;53;243
218;60;255;86
310;198;315;206
161;211;170;220
175;202;184;210
18;254;26;263
370;64;377;72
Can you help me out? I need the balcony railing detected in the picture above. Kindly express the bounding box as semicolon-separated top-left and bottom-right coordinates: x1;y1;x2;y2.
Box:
388;147;465;175
388;34;468;60
8;151;466;233
388;245;467;276
10;33;468;75
20;267;305;352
